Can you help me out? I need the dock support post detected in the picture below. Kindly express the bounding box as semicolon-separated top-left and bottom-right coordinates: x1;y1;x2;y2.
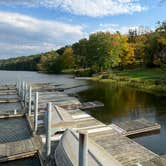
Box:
46;102;52;156
28;86;32;116
79;131;88;166
34;92;38;132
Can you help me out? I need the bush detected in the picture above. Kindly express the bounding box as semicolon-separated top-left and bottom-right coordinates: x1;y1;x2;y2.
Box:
75;68;92;77
101;74;109;79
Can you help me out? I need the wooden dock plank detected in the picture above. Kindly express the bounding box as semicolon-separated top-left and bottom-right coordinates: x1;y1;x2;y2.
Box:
112;118;160;137
89;130;158;166
0;139;38;163
0;144;6;159
14;141;23;155
141;155;166;166
0;99;20;103
0;92;17;95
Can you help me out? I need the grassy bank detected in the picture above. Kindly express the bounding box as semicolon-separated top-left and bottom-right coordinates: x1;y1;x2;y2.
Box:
91;68;166;94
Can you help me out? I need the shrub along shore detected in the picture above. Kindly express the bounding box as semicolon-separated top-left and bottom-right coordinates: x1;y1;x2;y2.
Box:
89;68;166;95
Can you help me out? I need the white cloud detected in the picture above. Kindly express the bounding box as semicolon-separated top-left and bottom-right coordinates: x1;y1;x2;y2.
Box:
0;0;147;17
0;11;84;58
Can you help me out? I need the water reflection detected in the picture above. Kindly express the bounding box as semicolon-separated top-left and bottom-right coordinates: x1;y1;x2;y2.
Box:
77;81;166;154
0;70;86;87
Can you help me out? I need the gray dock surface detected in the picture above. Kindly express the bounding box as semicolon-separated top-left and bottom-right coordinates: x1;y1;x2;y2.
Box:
0;117;31;143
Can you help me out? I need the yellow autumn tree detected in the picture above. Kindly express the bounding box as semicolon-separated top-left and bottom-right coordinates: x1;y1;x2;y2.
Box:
62;47;75;69
118;35;135;68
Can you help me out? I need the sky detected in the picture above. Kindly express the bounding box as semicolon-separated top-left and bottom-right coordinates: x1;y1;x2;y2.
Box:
0;0;165;59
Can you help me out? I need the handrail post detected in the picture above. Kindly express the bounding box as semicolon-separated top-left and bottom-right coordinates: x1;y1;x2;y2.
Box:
20;80;22;96
16;80;18;90
24;83;28;106
34;92;39;132
22;81;25;101
79;131;88;166
19;80;21;96
46;102;52;156
14;109;17;115
28;86;32;115
18;80;20;94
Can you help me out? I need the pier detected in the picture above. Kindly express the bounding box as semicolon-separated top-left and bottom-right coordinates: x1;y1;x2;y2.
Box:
0;81;164;166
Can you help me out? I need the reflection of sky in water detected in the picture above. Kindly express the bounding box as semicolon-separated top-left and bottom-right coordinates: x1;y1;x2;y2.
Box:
0;71;86;86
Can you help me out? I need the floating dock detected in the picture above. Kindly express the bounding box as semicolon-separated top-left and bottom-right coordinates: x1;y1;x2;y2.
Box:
0;84;42;164
0;81;164;166
110;118;161;137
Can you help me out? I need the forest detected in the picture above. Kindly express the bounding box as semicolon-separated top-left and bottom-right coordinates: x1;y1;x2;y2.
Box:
0;21;165;76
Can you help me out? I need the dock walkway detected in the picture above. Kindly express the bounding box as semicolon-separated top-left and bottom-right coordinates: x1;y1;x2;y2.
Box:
55;129;122;166
0;82;164;166
29;86;161;165
48;106;159;165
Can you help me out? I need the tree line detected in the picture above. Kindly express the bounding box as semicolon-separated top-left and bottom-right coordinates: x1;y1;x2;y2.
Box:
0;21;165;75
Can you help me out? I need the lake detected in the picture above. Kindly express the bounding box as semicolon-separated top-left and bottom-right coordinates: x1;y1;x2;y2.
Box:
0;70;166;155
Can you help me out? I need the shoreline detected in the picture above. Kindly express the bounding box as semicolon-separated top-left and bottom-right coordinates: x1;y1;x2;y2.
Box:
74;68;166;95
89;76;166;96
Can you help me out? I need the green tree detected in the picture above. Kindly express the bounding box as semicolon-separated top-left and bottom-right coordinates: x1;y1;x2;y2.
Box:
87;32;117;72
37;51;58;73
72;38;89;68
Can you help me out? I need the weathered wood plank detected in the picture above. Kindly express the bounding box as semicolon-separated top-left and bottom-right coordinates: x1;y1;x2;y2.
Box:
0;137;41;163
112;118;160;137
0;99;20;103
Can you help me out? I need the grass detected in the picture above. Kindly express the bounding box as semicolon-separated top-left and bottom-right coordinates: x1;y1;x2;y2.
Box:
61;69;75;74
91;68;166;94
116;68;166;83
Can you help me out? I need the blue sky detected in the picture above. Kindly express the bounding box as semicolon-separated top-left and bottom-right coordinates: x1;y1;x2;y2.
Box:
0;0;165;59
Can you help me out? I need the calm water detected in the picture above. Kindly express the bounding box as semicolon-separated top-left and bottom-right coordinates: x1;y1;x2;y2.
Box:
0;70;166;155
77;81;166;155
